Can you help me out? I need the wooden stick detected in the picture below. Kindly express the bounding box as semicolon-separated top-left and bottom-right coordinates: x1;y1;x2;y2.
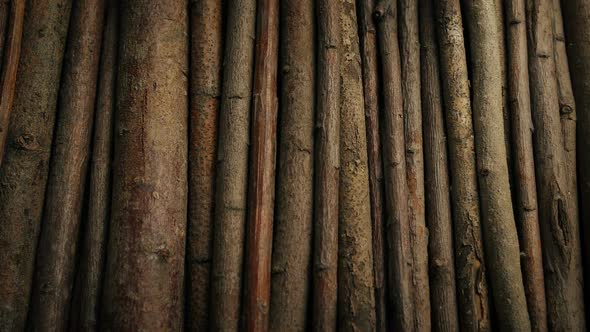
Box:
209;0;257;328
463;0;531;329
269;0;315;329
74;0;117;329
374;0;414;329
419;0;459;329
358;0;387;329
312;0;340;328
526;0;587;329
337;0;376;330
432;1;491;330
100;1;188;329
505;0;547;330
186;0;224;329
398;1;430;330
0;0;24;166
561;0;590;317
242;0;279;329
0;1;72;329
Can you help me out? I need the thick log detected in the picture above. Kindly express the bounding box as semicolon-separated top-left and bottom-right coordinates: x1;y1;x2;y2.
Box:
0;0;72;329
100;1;188;329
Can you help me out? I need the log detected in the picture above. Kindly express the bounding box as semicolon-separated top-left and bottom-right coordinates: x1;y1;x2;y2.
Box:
0;0;24;166
419;0;459;329
432;1;491;330
374;0;414;329
100;1;188;329
398;1;430;330
462;0;531;329
186;0;224;329
358;0;387;329
526;0;587;329
74;0;117;329
242;0;279;329
209;0;256;328
0;0;71;329
505;0;547;330
312;0;340;328
336;0;376;329
269;0;315;329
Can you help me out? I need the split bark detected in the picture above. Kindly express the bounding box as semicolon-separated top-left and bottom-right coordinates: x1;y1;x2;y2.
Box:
0;0;24;166
433;1;491;330
100;1;188;329
74;0;117;329
398;1;430;330
374;0;414;329
312;0;340;328
561;0;590;315
505;0;547;330
358;0;387;329
337;0;376;330
0;0;72;329
269;0;315;329
418;0;459;330
242;0;279;329
463;0;531;329
526;0;587;329
187;0;224;329
209;0;256;328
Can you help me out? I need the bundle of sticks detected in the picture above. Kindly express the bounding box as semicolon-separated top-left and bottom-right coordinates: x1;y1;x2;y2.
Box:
0;0;589;330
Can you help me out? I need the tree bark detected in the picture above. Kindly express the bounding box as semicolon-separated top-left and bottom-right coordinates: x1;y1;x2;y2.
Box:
419;0;460;330
27;0;104;329
374;0;413;329
561;0;590;317
526;0;587;329
73;1;117;329
186;0;224;330
358;0;387;330
312;0;340;329
0;0;71;329
462;0;531;330
433;1;491;330
505;0;547;330
0;0;24;166
398;1;430;330
242;0;279;330
209;0;256;328
100;1;188;329
269;0;314;329
336;0;376;330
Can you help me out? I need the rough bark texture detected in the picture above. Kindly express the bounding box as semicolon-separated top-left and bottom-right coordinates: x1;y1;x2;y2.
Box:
505;0;547;330
100;1;188;330
269;0;314;329
561;0;590;317
357;0;387;330
419;0;459;330
433;1;491;330
526;0;587;329
463;1;531;330
496;0;512;190
337;0;376;330
242;0;279;329
73;1;117;329
0;0;71;329
209;0;256;328
374;0;414;329
28;0;104;329
312;0;340;329
0;0;24;166
187;0;224;329
398;1;430;330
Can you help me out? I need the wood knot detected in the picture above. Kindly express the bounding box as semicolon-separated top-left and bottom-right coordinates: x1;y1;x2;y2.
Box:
14;134;40;151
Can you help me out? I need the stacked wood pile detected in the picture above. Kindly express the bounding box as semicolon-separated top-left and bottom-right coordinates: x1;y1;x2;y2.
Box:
0;0;589;330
